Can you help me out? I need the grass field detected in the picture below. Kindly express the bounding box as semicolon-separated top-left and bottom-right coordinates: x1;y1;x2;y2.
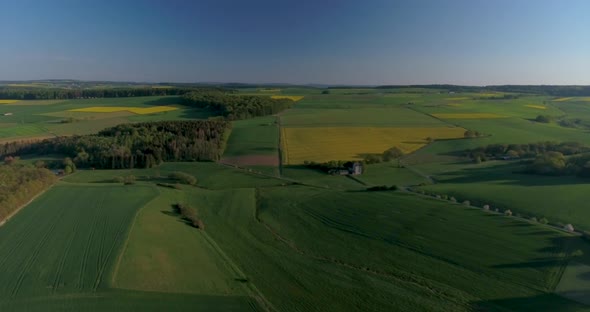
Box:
431;113;506;119
281;126;466;164
114;187;249;295
69;106;178;114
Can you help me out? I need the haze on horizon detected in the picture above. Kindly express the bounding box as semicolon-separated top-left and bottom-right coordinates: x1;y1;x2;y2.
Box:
1;0;589;85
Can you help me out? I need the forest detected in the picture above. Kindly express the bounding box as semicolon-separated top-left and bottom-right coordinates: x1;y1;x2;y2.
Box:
0;120;231;169
0;163;57;221
0;87;222;100
182;90;295;120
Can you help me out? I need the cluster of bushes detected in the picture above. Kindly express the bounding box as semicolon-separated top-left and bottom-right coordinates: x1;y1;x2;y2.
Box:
174;203;204;230
0;163;58;221
0;120;231;169
363;147;405;164
464;130;484;138
113;175;136;185
303;160;354;173
524;152;590;177
535;115;554;123
366;185;398;192
182;90;295;120
466;141;589;161
168;172;197;185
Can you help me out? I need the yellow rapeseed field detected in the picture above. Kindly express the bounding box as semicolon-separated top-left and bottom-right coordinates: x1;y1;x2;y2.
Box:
525;105;547;110
271;95;304;101
431;113;505;119
446;97;469;101
68;106;178;115
281;126;465;164
0;100;20;104
553;97;572;102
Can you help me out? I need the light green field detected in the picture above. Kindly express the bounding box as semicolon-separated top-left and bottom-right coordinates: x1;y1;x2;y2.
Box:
223;116;278;157
114;187;248;295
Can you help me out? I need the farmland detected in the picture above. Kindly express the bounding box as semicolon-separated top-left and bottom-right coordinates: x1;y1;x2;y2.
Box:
281;126;465;164
1;85;590;311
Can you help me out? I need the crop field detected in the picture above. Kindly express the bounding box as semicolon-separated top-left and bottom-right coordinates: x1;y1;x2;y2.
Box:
221;116;279;168
431;113;506;119
69;106;178;114
270;95;304;101
0;184;155;301
0;100;20;104
281;126;465;164
525;104;547;109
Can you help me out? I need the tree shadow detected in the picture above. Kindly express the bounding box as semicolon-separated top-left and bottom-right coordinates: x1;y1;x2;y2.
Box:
433;161;589;186
473;293;588;312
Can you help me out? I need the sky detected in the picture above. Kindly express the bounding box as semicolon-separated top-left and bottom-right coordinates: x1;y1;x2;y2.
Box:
1;0;589;85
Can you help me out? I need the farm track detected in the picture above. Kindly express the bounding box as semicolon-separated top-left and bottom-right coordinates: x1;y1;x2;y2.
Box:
52;221;81;293
11;202;67;298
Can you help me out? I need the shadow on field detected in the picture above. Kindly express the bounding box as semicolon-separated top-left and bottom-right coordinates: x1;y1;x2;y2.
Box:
472;293;587;312
491;236;590;270
433;162;589;186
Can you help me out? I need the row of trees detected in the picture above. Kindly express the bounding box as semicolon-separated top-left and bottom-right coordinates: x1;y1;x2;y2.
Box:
525;152;590;177
466;141;589;161
0;164;57;221
374;85;590;96
182;90;295;120
0;120;231;169
0;87;219;100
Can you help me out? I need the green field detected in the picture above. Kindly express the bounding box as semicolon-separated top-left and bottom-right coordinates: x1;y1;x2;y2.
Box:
2;88;590;310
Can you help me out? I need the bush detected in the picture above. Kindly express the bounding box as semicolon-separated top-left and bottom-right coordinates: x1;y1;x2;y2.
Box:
441;195;449;200
539;217;549;224
169;172;197;185
450;197;457;203
483;204;490;211
113;176;125;183
572;249;584;257
123;175;136;185
504;209;513;216
462;200;470;206
564;224;575;232
175;203;204;230
530;217;538;222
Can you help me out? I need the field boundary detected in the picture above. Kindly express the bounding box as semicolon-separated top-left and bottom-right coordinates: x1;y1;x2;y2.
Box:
109;186;162;287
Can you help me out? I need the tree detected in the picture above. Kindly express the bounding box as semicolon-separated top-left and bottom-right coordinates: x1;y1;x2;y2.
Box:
535;115;553;123
564;224;575;232
504;209;513;216
382;147;404;162
321;90;331;94
539;217;549;224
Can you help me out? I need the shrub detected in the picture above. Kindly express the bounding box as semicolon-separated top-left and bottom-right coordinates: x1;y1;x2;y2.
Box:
483;204;490;211
462;200;470;206
450;197;457;203
564;224;575;232
441;195;449;200
435;195;441;199
539;217;549;224
113;176;125;183
169;172;197;185
572;249;584;257
123;175;136;185
530;217;538;222
504;209;513;216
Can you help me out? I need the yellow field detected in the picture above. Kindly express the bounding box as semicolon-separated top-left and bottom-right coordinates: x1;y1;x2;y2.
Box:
446;97;469;101
525;105;547;110
68;106;178;115
431;113;505;119
0;100;20;104
281;126;466;164
553;97;573;102
271;95;304;101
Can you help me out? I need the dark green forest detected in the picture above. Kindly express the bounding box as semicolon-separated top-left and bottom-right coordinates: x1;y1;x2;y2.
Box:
182;90;295;120
0;120;231;169
0;87;223;100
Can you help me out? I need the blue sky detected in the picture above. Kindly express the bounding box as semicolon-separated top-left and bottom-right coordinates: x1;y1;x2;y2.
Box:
1;0;589;85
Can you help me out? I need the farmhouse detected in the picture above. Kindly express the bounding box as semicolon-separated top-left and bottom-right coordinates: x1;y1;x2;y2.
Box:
329;161;364;176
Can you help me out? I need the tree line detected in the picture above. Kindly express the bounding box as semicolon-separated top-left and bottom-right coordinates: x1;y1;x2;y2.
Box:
0;120;231;169
525;152;590;177
182;90;295;120
0;163;57;221
0;87;223;100
466;141;589;161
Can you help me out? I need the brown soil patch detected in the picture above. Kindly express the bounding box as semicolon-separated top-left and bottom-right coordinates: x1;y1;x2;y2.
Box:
221;154;279;166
